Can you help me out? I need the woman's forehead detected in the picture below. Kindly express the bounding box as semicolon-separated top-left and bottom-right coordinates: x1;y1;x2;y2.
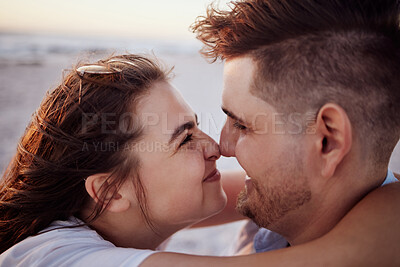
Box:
138;81;195;137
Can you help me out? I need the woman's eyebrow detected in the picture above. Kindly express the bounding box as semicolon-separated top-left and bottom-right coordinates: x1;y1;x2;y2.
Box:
168;114;198;145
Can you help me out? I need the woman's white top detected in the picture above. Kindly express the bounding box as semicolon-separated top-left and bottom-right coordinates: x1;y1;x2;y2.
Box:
0;217;157;267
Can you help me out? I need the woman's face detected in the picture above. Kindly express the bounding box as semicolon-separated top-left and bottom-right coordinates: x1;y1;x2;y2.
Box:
128;81;227;229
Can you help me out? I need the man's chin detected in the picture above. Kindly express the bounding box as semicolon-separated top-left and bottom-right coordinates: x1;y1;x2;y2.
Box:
236;189;257;222
236;185;275;229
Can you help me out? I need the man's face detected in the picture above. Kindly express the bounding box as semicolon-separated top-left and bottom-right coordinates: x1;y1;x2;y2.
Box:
220;56;312;230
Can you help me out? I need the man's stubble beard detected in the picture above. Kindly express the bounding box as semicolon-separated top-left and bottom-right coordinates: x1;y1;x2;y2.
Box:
236;151;312;230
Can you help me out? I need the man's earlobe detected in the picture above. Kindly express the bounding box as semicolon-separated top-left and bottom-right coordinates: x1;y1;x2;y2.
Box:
315;103;352;178
85;174;130;213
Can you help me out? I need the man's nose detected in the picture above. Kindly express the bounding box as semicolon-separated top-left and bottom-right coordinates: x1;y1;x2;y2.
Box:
220;121;236;157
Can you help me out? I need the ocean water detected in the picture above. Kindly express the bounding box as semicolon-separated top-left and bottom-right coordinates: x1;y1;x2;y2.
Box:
0;32;201;60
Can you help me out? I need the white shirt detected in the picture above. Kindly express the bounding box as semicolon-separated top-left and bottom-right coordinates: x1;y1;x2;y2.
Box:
0;217;157;267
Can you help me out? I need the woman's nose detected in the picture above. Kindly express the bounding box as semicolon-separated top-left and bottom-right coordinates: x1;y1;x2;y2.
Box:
203;135;221;161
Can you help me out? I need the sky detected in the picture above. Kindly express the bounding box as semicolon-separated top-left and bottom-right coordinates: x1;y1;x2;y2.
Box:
0;0;227;40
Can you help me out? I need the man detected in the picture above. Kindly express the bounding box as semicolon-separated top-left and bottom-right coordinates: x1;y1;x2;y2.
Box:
143;0;400;265
191;0;400;254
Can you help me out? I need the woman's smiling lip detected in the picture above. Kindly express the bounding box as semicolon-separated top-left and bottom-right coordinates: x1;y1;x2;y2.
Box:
203;169;221;182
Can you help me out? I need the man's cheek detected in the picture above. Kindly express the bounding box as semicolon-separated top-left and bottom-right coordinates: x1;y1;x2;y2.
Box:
235;144;248;168
237;141;257;163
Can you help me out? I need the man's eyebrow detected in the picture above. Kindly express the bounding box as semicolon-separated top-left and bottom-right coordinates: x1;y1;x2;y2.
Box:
169;114;198;145
221;107;245;124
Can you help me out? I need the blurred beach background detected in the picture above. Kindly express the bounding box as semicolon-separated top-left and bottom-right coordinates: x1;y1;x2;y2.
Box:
1;0;399;256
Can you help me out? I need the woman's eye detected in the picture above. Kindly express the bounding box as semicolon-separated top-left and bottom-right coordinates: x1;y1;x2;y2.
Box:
233;121;247;130
179;134;193;148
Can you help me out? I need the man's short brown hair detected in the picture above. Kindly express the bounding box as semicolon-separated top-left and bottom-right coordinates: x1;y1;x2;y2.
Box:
192;0;400;167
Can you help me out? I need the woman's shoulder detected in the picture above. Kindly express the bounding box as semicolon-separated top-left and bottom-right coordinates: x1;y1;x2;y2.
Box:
0;217;156;267
38;216;106;243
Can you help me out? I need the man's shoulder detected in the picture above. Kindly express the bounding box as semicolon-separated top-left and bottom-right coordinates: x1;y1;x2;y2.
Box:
393;172;400;181
254;228;288;253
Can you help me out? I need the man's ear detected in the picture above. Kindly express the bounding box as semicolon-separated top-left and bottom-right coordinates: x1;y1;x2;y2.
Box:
314;103;352;178
85;173;130;213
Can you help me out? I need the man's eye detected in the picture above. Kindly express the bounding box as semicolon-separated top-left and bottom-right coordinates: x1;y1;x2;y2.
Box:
179;134;193;147
233;121;247;130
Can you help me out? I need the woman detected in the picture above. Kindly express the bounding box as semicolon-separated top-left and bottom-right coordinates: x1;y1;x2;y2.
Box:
0;54;399;266
0;54;227;265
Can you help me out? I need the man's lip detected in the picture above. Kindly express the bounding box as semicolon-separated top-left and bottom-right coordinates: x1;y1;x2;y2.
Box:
203;169;220;182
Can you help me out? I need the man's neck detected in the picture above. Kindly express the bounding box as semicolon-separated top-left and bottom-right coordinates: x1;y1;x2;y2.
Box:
286;168;388;246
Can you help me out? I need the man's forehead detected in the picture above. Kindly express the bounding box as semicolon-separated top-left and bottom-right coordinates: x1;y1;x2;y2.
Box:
224;56;256;80
222;57;255;104
223;58;275;116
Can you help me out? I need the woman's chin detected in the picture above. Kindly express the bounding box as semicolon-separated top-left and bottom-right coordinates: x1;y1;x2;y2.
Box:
207;189;228;217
